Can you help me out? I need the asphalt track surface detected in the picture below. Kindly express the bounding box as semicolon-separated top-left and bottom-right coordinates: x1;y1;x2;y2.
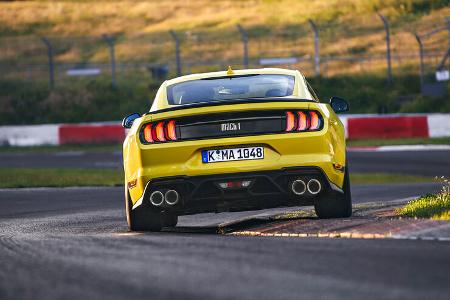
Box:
0;181;448;300
1;149;449;299
1;149;449;177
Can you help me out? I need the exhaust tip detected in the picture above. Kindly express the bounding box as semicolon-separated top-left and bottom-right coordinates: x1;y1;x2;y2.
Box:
149;191;164;206
307;179;322;195
165;190;179;205
291;179;306;195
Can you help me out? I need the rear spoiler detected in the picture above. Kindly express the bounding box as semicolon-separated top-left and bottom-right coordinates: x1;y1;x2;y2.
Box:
146;98;317;115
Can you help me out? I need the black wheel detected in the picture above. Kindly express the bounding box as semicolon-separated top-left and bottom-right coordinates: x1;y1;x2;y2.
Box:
314;165;352;218
125;187;162;232
162;213;178;227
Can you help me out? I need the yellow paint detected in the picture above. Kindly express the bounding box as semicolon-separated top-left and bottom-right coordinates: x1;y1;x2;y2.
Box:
124;68;346;206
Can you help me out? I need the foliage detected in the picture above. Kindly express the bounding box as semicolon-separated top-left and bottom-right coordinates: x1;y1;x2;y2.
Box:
397;176;450;220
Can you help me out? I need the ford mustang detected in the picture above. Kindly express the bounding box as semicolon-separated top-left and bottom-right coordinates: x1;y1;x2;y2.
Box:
122;67;351;231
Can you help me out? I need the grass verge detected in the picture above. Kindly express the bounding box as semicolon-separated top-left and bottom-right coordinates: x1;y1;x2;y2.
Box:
0;168;433;189
347;137;450;147
350;173;433;184
397;177;450;220
1;168;123;188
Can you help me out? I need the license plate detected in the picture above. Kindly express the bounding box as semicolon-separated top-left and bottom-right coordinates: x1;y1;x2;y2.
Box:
202;147;264;163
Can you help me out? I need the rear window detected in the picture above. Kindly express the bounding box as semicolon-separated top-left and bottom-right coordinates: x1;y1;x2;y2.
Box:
167;74;295;105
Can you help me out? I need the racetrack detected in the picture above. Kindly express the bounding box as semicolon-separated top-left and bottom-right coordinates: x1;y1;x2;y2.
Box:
1;149;449;177
1;149;449;299
0;182;448;300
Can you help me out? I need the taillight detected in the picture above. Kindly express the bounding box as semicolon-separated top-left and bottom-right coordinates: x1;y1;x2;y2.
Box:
310;111;320;130
143;124;153;143
155;122;166;142
166;120;177;141
297;111;309;131
141;120;177;144
285;111;296;132
286;110;322;132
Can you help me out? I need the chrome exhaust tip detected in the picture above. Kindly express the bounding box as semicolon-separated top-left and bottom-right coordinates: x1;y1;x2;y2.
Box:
149;191;164;206
307;179;322;195
165;190;179;205
291;179;307;195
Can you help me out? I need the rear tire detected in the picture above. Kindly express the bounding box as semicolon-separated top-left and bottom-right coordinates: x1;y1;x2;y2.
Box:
314;165;352;218
125;187;162;232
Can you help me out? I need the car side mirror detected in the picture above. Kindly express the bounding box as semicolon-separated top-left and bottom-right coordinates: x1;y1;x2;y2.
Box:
122;113;141;129
329;96;349;113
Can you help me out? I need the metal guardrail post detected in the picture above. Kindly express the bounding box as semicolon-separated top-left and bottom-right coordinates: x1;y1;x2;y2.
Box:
41;37;54;89
378;13;392;84
169;30;182;76
236;24;249;69
414;33;424;93
102;34;117;88
308;19;320;77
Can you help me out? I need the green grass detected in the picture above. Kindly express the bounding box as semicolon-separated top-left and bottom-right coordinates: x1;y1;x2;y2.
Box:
347;137;450;147
0;144;122;153
0;167;433;189
397;177;450;220
1;168;123;188
350;173;433;184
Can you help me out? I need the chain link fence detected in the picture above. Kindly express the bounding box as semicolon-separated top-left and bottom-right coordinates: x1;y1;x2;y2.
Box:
0;15;449;92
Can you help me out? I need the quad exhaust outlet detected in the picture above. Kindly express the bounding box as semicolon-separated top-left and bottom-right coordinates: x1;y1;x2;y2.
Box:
307;179;322;195
291;179;307;195
165;190;179;205
149;191;164;206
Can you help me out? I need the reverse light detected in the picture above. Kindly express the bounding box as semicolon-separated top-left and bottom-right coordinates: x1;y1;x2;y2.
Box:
218;180;252;189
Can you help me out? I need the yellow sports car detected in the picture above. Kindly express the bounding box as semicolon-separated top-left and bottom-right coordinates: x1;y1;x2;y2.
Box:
122;67;351;231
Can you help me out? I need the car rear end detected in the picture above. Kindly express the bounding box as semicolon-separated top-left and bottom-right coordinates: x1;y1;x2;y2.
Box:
124;99;346;215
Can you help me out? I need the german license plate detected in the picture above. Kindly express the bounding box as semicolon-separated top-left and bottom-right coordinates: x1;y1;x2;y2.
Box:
202;147;264;163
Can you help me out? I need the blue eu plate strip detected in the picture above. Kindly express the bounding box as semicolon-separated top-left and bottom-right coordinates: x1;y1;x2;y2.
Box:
201;150;209;163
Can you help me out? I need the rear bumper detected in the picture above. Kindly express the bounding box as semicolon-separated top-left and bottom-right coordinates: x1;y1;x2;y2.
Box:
132;167;342;215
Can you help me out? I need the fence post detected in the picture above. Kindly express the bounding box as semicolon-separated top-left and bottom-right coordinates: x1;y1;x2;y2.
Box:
102;34;117;88
308;19;320;76
41;37;54;89
236;24;249;69
436;17;450;71
447;17;450;49
414;33;424;93
169;30;182;76
377;13;392;84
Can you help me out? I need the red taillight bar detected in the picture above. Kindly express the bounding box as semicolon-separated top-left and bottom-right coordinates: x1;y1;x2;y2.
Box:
143;124;153;143
142;120;177;144
166;120;177;141
309;111;320;130
286;110;322;132
285;111;296;132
